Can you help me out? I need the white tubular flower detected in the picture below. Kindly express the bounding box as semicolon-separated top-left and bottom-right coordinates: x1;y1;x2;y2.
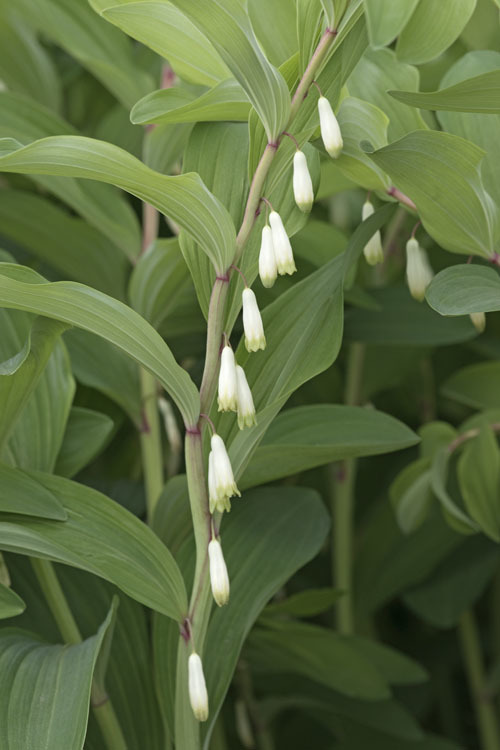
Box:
208;539;230;606
269;211;296;276
188;653;209;722
318;96;343;158
362;200;384;266
406;238;434;302
259;225;277;288
235;365;256;430
470;311;486;333
217;345;238;412
210;434;240;514
293;150;314;213
242;288;266;352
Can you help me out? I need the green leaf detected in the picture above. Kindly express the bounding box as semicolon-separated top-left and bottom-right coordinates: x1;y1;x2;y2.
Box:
297;0;323;77
396;0;477;65
131;79;250;126
430;448;478;534
0;605;115;750
98;0;231;86
348;48;427;141
0;134;236;275
345;285;477;346
15;0;153;108
241;404;419;489
390;458;434;534
0;314;71;457
390;70;500;114
263;588;341;618
0;463;66;521
442;362;500;411
368;131;497;258
248;0;298;67
55;407;114;479
0;92;140;260
458;424;500;541
334;97;390;190
0;263;199;426
0;469;188;620
0;189;128;299
0;7;62;111
167;0;291;141
426;265;500;315
0;583;25;620
364;0;419;48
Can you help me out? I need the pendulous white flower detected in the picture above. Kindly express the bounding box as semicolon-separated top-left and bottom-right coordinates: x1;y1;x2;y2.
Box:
293;150;314;213
217;345;238;412
242;288;266;352
235;364;256;430
188;652;209;722
362;200;384;266
209;433;240;514
318;96;343;159
470;311;486;333
269;211;296;276
406;238;434;302
208;538;230;606
259;225;277;288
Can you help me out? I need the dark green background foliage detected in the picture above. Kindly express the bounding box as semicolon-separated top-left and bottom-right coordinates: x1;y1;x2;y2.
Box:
1;0;500;748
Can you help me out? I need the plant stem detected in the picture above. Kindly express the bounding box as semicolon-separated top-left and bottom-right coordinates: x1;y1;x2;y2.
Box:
458;610;500;750
31;558;128;750
289;28;337;121
199;278;230;414
332;342;365;634
139;367;164;521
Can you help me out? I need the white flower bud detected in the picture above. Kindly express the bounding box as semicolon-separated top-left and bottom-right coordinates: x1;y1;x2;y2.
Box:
269;211;296;276
217;345;238;412
188;652;208;722
293;150;314;213
318;96;343;159
235;365;256;430
362;200;384;266
406;238;434;302
259;225;277;288
242;288;266;352
209;434;240;514
470;311;486;333
208;539;230;606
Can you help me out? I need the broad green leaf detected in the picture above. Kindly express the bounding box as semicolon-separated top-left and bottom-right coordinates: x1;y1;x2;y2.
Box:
404;536;500;627
344;285;477;346
438;52;500;209
442;362;500;411
0;583;25;620
390;458;434;534
241;404;418;489
0;605;115;750
396;0;477;65
0;92;140;260
54;407;114;478
364;0;419;48
0;264;200;426
0;469;188;619
346;635;427;685
348;48;427;141
426;265;500;315
0;464;66;521
390;70;500;114
458;424;500;541
64;329;141;426
15;0;153;108
128;238;191;328
0;7;61;111
0;134;236;275
297;0;323;76
0;314;71;458
430;448;478;534
167;0;291;141
263;588;341;618
0;189;128;299
99;1;231;86
248;0;298;66
369;131;497;258
334;96;390;189
131;79;250;126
